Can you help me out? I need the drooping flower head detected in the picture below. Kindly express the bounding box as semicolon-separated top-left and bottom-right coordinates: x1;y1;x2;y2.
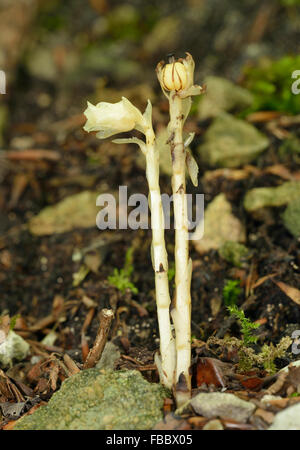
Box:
83;96;146;139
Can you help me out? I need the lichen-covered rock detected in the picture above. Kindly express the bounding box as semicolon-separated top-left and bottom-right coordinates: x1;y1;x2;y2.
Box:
190;392;256;422
14;369;168;430
197;113;269;168
244;181;300;212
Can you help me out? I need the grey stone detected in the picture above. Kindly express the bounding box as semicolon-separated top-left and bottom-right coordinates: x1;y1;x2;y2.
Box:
269;403;300;430
244;181;300;212
197;113;269;168
197;76;253;120
193;193;246;253
190;392;256;422
14;369;168;430
0;330;30;369
96;341;121;370
28;191;102;235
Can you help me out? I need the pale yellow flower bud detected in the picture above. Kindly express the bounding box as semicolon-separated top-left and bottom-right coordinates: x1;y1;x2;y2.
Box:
161;62;188;92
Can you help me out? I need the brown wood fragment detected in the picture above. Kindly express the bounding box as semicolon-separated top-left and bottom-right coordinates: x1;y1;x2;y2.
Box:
265;370;289;395
6;149;60;162
254;407;274;424
63;354;80;375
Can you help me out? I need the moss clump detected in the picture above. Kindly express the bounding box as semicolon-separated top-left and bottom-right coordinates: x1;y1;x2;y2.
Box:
207;336;292;374
242;55;300;115
219;241;251;268
223;280;242;307
108;247;138;294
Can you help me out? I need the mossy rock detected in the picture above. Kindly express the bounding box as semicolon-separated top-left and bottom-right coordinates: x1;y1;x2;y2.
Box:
14;369;168;430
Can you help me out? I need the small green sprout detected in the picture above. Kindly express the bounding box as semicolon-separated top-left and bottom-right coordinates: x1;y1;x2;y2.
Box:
227;304;260;346
108;247;138;294
223;280;241;306
9;314;20;331
167;262;175;282
289;392;300;398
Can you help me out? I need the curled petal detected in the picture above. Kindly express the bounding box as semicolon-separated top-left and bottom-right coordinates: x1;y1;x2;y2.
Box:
181;52;195;90
156;60;170;99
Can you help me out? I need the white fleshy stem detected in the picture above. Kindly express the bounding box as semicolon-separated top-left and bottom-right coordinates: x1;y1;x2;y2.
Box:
144;127;176;390
113;105;176;389
168;93;192;407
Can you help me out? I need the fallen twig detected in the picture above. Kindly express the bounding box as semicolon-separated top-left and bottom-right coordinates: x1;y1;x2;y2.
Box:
83;308;114;369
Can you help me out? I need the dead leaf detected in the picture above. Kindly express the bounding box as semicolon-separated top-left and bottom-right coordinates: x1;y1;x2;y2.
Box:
221;419;255;430
246;111;282;123
196;357;227;388
187;416;209;429
273;280;300;305
240;375;264;391
0;369;25;403
252;273;278;289
265;165;300;181
2;420;18;430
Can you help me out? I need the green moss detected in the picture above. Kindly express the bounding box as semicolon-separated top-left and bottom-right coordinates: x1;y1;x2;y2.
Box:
219;241;251;268
223;280;242;307
241;55;300;115
207;335;292;374
227;305;260;346
108;247;138;294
